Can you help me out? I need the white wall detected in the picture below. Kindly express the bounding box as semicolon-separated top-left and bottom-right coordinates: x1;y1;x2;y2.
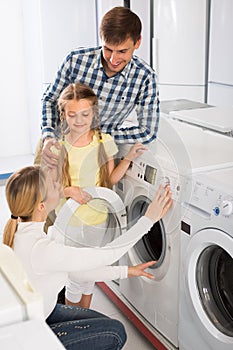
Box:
39;0;97;84
0;0;31;157
22;0;44;155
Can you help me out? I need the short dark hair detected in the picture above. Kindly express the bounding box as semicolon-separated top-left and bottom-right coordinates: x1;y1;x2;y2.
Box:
100;6;142;45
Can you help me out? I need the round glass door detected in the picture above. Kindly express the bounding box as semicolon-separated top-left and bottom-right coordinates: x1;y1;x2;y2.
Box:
63;198;123;248
127;195;166;269
196;245;233;336
53;187;126;248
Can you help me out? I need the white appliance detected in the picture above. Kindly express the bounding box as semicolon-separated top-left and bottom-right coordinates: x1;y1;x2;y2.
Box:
179;167;233;349
113;115;233;348
169;106;233;136
0;244;64;349
208;0;233;107
116;145;184;348
128;0;151;65
151;0;209;102
160;99;211;116
160;117;233;173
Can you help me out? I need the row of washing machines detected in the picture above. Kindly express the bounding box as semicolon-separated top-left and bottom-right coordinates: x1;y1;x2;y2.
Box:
53;103;233;349
111;104;233;350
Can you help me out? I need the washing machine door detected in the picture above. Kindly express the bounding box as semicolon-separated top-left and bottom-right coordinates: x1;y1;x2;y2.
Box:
126;195;170;280
184;228;233;341
52;187;127;248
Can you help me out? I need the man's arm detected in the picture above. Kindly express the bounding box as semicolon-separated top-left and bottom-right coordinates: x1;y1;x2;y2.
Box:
107;74;160;144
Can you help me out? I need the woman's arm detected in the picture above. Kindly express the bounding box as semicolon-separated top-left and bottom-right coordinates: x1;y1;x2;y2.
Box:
32;185;172;274
68;261;155;283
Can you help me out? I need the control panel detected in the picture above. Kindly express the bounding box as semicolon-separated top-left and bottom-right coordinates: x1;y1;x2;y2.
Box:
124;155;182;203
184;176;233;219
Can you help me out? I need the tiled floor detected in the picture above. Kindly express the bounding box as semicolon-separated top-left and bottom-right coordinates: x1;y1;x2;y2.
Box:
0;179;156;350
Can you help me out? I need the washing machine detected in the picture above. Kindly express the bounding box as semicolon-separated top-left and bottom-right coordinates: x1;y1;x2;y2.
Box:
114;115;233;348
179;167;233;350
169;106;233;137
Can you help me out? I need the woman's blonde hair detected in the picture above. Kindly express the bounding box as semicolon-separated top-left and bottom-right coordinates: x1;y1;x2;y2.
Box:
57;83;112;189
3;166;47;248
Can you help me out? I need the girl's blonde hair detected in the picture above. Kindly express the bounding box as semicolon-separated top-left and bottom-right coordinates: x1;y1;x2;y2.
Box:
57;83;112;189
3;166;47;248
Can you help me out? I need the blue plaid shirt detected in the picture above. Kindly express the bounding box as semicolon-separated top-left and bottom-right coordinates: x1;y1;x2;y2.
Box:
42;46;160;144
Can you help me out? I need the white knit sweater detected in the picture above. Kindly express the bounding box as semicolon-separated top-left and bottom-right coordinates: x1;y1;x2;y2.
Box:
13;216;152;318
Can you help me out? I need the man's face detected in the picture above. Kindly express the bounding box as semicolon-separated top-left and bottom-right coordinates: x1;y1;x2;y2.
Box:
101;36;141;77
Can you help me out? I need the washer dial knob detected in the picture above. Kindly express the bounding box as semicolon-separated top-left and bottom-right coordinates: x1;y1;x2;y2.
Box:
220;200;233;216
161;176;170;187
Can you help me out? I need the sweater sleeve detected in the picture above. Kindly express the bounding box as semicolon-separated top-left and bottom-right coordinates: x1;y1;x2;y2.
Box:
68;265;128;282
31;216;153;274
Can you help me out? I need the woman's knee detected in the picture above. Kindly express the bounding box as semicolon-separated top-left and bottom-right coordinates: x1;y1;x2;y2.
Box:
108;318;127;349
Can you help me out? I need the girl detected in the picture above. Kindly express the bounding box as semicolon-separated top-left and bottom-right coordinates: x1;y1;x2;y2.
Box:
53;82;148;308
3;165;172;350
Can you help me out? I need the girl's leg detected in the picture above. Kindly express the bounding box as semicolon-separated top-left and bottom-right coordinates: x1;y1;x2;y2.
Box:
46;304;127;350
65;279;95;308
64;222;107;307
65;293;93;308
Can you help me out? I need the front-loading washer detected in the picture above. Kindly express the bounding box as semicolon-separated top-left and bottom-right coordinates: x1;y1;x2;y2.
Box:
113;116;233;348
116;155;183;348
179;167;233;350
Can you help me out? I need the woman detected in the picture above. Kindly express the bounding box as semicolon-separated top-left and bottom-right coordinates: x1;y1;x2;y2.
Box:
3;165;172;349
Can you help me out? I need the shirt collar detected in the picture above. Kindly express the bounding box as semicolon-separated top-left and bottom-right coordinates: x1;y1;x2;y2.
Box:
17;221;46;234
92;48;103;70
92;48;131;80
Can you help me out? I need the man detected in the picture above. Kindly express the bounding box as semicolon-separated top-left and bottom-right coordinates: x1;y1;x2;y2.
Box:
38;6;159;167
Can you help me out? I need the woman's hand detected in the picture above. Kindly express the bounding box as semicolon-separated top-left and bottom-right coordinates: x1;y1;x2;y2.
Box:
145;184;173;223
128;261;156;279
64;186;92;204
125;142;148;161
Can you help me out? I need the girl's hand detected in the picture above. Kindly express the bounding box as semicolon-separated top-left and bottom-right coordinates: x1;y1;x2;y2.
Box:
145;184;173;223
125;142;148;161
64;186;92;204
128;261;156;279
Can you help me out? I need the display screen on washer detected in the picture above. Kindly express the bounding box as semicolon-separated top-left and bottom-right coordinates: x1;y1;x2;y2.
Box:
144;165;157;185
181;221;191;235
